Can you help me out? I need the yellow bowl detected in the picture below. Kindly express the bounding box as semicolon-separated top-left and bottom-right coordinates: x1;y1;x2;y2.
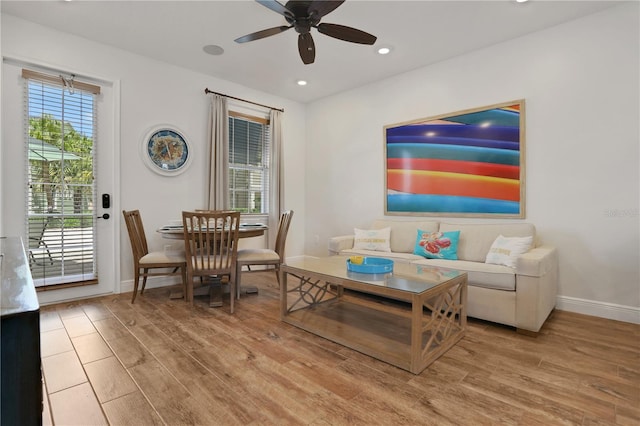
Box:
349;256;364;265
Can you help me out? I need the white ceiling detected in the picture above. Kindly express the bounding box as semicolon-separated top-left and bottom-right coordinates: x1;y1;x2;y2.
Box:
1;0;620;103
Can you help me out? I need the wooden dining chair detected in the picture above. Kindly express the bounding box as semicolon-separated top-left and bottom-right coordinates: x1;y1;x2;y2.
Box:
122;210;187;304
182;210;241;313
235;210;293;299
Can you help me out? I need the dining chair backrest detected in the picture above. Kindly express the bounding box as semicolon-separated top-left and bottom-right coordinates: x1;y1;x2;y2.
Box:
274;210;294;259
181;210;241;276
123;209;149;262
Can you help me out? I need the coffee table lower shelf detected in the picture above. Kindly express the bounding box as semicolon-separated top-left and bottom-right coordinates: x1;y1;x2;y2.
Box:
285;298;434;372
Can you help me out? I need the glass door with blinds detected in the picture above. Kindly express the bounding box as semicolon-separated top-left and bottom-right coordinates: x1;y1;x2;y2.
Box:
25;70;100;288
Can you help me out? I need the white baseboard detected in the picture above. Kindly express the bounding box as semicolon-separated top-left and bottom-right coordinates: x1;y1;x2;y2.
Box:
120;276;182;294
556;295;640;324
290;254;315;261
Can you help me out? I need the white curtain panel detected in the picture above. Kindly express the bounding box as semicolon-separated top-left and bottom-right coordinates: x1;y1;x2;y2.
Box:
269;109;284;242
207;94;229;210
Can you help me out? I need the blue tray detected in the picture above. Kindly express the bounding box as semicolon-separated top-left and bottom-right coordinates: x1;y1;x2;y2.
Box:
346;257;394;274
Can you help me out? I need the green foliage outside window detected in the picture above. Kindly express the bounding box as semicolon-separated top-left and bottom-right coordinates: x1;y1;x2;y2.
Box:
28;114;94;225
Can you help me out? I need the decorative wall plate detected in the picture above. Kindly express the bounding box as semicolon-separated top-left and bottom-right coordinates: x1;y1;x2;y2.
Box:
141;125;192;176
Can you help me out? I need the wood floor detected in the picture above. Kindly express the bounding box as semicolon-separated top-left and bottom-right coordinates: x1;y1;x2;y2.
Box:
39;271;639;425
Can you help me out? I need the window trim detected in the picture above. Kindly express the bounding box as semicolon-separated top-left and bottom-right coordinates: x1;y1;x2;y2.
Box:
229;110;269;125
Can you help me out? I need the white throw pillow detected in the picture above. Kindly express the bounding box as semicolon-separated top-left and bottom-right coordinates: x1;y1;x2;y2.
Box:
485;235;533;268
353;227;391;252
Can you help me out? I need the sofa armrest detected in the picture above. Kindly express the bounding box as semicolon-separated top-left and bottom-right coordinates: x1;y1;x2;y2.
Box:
328;235;354;256
516;245;558;277
515;245;558;333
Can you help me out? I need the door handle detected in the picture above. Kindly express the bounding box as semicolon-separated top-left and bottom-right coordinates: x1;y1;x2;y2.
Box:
97;213;110;220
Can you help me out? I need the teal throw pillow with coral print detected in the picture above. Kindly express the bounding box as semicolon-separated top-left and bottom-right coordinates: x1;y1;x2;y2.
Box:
413;230;460;260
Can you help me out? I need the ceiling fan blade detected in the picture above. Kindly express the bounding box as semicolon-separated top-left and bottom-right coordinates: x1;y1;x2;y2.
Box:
256;0;293;19
308;1;344;19
298;33;316;65
235;26;292;43
317;23;377;45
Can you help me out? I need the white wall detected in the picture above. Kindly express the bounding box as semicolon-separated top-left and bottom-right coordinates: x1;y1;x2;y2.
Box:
305;4;639;322
0;16;3;238
1;15;307;296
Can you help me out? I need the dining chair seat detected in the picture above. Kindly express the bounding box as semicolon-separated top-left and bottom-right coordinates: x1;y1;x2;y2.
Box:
140;251;186;265
236;210;293;299
237;249;280;263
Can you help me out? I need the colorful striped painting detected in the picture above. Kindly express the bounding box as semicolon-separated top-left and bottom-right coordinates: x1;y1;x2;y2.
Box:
384;100;525;217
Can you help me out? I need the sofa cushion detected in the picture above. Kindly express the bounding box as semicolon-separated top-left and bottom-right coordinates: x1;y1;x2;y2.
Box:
413;230;460;260
439;222;536;263
372;219;439;253
353;227;391;252
412;258;516;291
339;248;422;264
485;235;533;268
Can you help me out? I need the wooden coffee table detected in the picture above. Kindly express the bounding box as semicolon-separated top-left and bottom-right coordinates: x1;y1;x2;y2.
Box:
280;256;467;374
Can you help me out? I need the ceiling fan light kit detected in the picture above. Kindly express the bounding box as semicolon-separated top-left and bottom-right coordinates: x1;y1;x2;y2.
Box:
235;0;377;65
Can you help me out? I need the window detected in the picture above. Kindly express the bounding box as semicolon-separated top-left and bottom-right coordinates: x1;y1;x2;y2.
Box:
23;69;100;287
228;113;270;214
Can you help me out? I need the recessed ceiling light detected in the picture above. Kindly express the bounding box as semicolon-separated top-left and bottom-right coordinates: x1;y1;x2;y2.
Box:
203;45;224;56
297;80;307;86
515;0;529;3
377;47;392;55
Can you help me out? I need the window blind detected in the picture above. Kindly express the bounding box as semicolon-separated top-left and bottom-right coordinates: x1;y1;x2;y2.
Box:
23;69;99;287
228;112;271;215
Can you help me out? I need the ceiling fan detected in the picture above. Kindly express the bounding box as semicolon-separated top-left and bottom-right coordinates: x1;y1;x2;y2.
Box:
234;0;377;65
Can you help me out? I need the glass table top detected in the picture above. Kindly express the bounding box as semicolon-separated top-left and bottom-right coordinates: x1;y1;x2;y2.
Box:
283;255;465;295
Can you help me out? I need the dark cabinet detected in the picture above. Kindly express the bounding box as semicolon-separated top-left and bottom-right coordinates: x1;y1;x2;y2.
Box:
1;237;42;426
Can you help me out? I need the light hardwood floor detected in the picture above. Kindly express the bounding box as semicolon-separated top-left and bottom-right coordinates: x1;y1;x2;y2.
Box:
40;271;639;425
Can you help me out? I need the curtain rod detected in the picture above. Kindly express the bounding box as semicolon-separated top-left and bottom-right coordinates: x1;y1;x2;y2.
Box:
204;88;284;113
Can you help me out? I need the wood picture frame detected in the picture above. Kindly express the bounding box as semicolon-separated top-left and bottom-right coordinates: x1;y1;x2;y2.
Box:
384;100;525;218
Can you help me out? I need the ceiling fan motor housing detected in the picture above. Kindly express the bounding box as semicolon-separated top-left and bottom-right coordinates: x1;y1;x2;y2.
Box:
286;1;320;34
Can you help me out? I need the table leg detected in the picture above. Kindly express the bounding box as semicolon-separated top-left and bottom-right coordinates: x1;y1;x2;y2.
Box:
169;290;184;299
242;286;258;295
169;277;228;307
410;294;423;374
209;281;223;308
280;270;287;320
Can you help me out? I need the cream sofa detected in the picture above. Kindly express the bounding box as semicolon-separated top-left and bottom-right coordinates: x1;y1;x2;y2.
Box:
328;219;558;334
